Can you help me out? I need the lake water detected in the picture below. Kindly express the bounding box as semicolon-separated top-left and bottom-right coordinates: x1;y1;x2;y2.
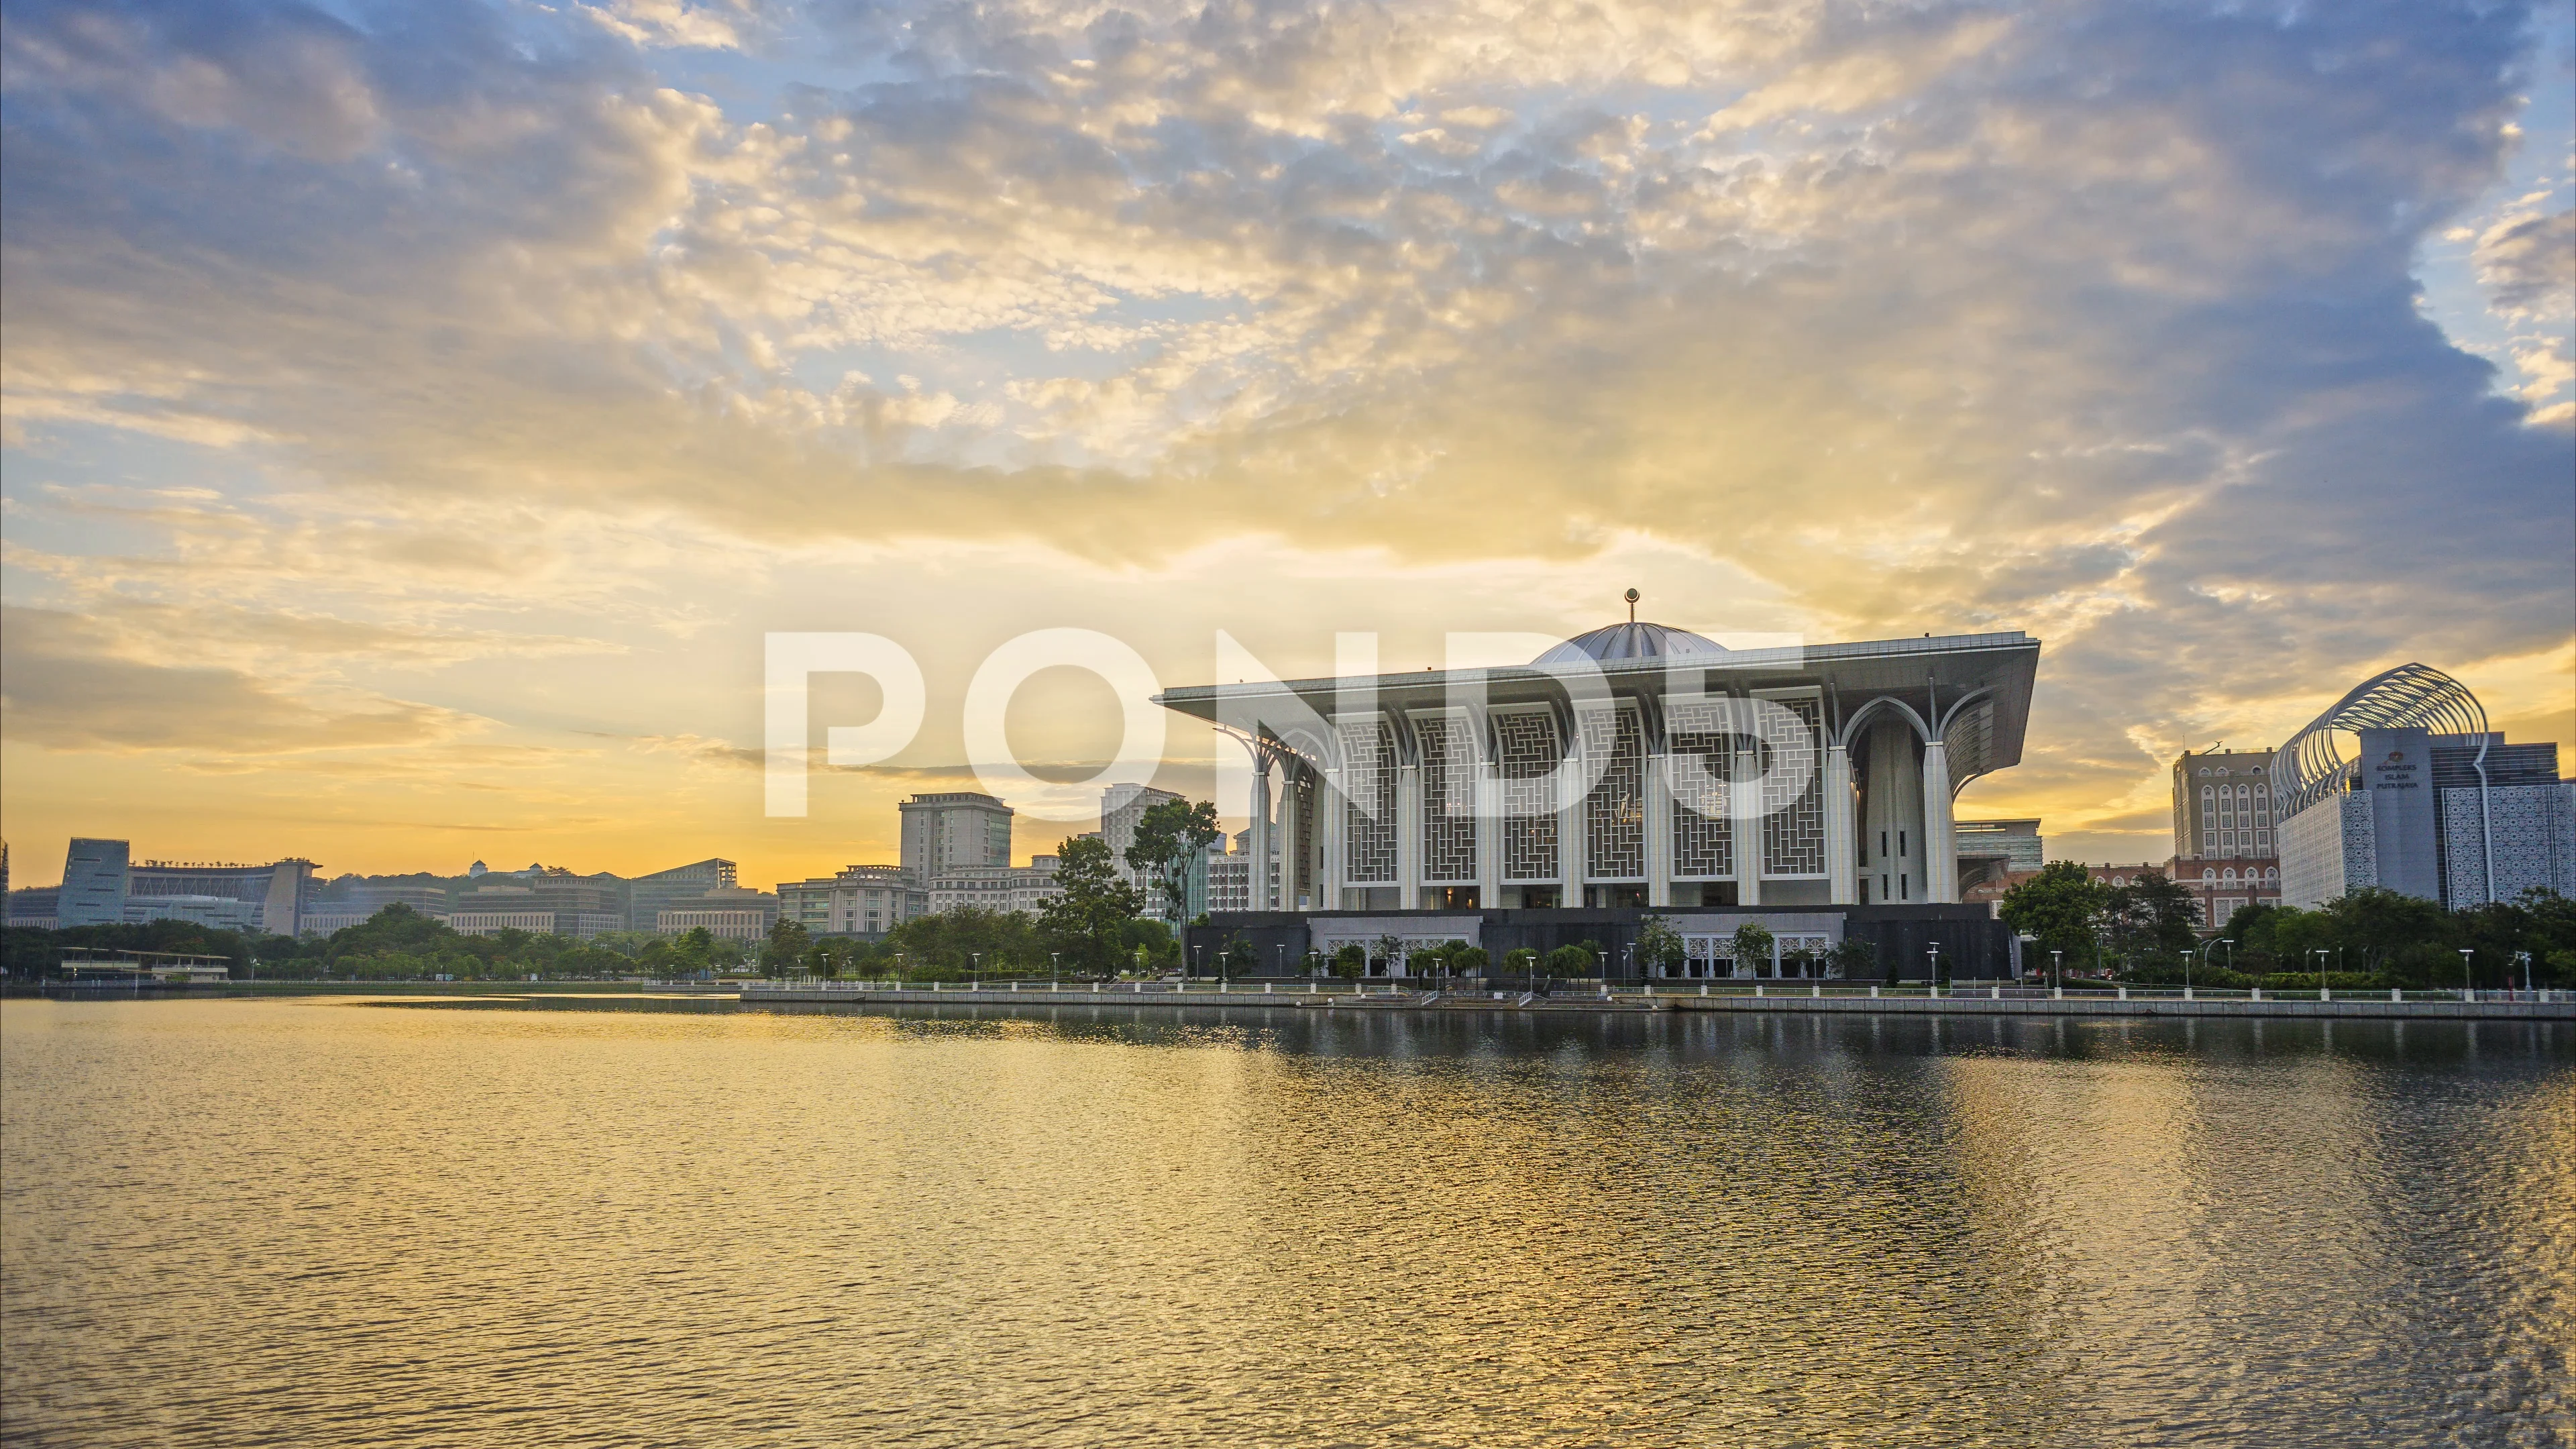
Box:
3;996;2569;1447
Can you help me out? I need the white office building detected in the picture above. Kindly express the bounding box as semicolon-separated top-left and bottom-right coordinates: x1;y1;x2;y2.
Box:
928;857;1065;917
2273;664;2576;909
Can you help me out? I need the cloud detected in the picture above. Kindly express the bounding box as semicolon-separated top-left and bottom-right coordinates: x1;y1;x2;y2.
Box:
2475;205;2575;320
0;0;2569;868
0;606;478;754
586;0;767;51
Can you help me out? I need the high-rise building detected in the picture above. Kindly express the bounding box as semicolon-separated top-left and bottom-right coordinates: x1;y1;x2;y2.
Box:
628;859;737;932
2166;747;2285;924
2173;747;2281;863
777;864;925;940
57;838;133;928
1203;828;1279;916
899;794;1014;879
55;839;319;934
1100;784;1207;919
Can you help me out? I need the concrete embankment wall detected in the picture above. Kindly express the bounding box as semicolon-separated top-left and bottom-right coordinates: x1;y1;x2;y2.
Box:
735;987;2575;1021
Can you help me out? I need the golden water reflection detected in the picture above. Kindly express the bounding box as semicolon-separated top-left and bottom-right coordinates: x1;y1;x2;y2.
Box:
3;999;2569;1447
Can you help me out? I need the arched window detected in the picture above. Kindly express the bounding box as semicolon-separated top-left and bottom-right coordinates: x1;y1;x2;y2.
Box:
2111;875;2126;886
2223;868;2237;881
2265;867;2277;880
2202;868;2216;881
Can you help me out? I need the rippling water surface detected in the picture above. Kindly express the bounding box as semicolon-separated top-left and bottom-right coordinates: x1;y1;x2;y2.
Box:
3;997;2569;1447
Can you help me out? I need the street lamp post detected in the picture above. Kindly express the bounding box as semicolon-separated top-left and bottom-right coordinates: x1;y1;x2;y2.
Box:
1926;945;1941;996
2457;947;2473;1000
2181;948;2194;995
971;952;981;989
1050;951;1060;989
2218;938;2235;973
2516;950;2532;998
2050;950;2062;992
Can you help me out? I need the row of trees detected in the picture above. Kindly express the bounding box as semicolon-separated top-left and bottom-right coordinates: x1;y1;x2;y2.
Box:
0;904;728;981
1191;919;1880;981
1998;863;2576;987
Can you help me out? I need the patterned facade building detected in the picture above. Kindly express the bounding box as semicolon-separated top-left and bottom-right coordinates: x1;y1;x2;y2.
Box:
1158;621;2041;915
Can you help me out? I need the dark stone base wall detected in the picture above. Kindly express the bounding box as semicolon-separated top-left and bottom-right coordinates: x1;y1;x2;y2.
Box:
1185;906;2017;983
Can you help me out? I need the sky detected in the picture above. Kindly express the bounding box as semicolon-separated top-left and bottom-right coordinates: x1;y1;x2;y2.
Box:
2;0;2571;890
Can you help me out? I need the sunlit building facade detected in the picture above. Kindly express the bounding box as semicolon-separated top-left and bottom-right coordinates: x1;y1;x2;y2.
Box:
1163;622;2040;979
1161;623;2039;912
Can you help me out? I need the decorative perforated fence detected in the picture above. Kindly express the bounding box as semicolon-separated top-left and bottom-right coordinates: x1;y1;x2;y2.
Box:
1668;698;1735;879
1583;706;1646;879
1496;710;1562;881
1339;718;1398;885
1415;714;1480;883
1762;695;1826;876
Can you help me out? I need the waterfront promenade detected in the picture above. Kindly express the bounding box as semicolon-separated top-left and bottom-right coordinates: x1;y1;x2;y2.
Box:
735;980;2575;1021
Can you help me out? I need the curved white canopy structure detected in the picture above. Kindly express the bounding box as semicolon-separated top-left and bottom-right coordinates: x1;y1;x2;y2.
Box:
2269;662;2489;818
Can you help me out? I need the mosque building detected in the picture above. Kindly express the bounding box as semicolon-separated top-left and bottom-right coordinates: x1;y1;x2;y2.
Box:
1157;606;2041;981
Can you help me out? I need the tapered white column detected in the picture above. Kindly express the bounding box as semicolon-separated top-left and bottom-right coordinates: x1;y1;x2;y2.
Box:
1248;759;1273;911
1322;766;1347;911
1825;743;1858;904
1645;753;1672;907
1922;737;1957;904
1397;762;1423;910
1557;743;1585;909
1475;747;1501;908
1733;736;1764;906
1276;767;1301;910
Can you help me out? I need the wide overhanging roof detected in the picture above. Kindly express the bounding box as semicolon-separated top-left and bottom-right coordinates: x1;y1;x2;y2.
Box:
1157;630;2042;772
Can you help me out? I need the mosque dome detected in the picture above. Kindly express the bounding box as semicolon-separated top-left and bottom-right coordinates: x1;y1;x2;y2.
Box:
1532;621;1728;667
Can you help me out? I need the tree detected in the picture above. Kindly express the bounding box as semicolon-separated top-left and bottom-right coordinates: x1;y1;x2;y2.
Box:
672;926;716;976
1730;922;1774;976
1998;862;2111;965
1118;917;1181;974
1037;835;1144;975
1216;933;1261;974
762;919;812;976
1373;932;1405;975
2102;871;2198;967
1125;798;1224;920
1544;943;1595;975
1332;942;1367;979
1454;945;1489;975
1826;936;1876;979
1635;916;1688;978
884;907;1042;979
